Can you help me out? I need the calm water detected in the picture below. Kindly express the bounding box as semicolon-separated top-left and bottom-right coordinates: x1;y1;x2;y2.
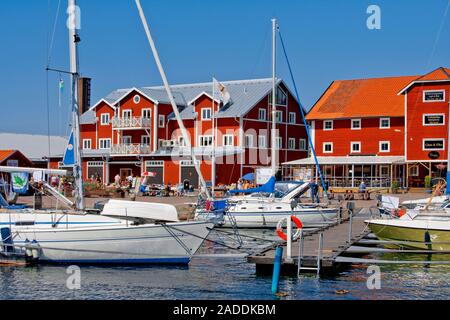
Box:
1;229;449;300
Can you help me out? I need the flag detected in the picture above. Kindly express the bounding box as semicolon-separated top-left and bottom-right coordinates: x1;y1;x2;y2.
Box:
63;132;75;166
213;78;232;107
11;172;29;195
58;77;65;108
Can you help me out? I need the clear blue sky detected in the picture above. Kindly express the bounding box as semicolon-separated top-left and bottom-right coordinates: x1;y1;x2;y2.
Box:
1;0;449;136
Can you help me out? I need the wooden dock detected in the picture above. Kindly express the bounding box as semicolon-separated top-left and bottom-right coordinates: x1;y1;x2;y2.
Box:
247;209;371;276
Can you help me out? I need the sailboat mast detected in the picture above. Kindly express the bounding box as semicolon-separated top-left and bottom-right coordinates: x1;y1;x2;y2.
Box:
135;0;212;199
68;0;85;210
271;18;278;177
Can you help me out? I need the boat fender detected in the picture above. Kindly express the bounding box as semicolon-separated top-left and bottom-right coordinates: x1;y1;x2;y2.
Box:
25;239;33;258
31;240;40;260
276;216;303;242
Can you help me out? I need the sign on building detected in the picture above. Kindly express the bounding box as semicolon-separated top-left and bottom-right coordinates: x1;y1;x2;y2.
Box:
256;168;273;185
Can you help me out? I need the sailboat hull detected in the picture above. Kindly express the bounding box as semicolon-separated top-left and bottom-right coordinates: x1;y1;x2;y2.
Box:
3;218;213;265
367;220;450;251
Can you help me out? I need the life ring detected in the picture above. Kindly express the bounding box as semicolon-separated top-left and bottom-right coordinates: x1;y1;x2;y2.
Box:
276;215;303;241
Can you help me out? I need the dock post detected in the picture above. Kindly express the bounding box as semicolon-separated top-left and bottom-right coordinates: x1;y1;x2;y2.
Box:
286;216;293;262
271;246;283;295
297;229;304;277
347;202;355;243
316;233;323;277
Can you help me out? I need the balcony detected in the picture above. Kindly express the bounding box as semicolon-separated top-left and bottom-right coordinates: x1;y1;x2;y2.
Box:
112;117;151;130
110;144;152;155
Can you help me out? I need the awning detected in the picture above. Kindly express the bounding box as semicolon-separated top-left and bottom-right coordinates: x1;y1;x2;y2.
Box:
283;156;405;166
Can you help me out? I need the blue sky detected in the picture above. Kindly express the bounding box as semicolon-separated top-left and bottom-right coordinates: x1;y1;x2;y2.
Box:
1;0;449;136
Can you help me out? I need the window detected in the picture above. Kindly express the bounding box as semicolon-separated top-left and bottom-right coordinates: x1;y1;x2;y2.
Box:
100;113;110;126
258;109;267;121
351;119;361;130
178;136;187;147
201;108;212;120
133;95;141;104
245;135;254;148
158;115;165;128
270;86;288;106
423;139;445;151
142;109;151;119
258;135;267;148
276;137;282;149
223;135;234;147
423;90;445;102
288;112;296;124
323;142;333;153
275;111;283;123
6;160;18;167
122;136;132;145
299;139;307;151
83;139;92;150
323;120;333;131
423;114;445;126
99;139;111;150
380;118;390;129
380;165;389;177
351;142;361;153
199;135;213;147
379;141;390;153
288;138;296;150
158;139;165;148
141;136;151;146
409;166;419;177
122;110;132;119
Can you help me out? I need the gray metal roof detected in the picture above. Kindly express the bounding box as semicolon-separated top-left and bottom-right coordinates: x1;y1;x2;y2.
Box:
0;133;68;161
103;87;186;107
80;110;97;125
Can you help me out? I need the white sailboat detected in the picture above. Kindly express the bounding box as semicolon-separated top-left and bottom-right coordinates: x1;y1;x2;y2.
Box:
0;0;213;265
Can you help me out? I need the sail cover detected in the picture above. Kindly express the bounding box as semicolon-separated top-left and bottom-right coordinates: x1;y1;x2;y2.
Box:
228;176;276;194
63;132;75;166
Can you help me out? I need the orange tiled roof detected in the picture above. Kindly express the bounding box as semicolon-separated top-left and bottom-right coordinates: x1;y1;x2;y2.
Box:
0;150;15;163
414;67;450;81
306;75;418;120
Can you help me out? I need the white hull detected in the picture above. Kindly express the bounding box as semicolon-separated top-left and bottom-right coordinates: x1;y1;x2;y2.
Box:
1;212;212;264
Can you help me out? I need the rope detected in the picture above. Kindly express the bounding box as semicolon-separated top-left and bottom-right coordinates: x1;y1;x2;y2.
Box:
278;30;329;199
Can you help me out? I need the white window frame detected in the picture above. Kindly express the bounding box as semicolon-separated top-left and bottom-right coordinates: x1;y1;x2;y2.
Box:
178;136;187;147
276;137;282;149
275;111;283;123
122;109;132;119
423;113;445;126
100;113;110;126
245;135;254;148
351;119;361;130
288;112;296;124
142;108;152;119
323;120;333;131
288;138;296;150
158;139;165;148
351;141;361;154
409;165;419;177
133;95;141;104
423;90;445;103
198;135;213;147
379;141;390;153
122;136;132;145
299;139;307;151
201;108;212;121
99;138;111;150
82;139;92;150
258;135;267;148
323;142;333;154
223;134;234;147
422;138;445;151
158;115;166;128
141;135;151;146
380;117;390;129
258;109;267;121
145;160;164;167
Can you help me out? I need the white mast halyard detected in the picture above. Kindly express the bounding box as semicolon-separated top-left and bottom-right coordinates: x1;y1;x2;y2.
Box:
135;0;212;199
271;18;278;177
68;0;85;210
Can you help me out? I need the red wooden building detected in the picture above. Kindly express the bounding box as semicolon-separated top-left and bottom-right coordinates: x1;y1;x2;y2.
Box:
50;78;309;187
283;67;450;189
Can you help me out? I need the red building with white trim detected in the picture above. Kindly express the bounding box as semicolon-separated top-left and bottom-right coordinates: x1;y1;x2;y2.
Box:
283;67;450;189
50;78;309;187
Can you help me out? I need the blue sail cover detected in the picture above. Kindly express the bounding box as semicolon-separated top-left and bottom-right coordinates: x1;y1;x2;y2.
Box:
63;132;75;166
228;176;276;195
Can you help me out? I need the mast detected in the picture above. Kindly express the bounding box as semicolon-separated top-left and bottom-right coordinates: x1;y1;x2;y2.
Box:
271;18;278;177
135;0;212;199
212;78;216;196
68;0;85;210
447;98;450;194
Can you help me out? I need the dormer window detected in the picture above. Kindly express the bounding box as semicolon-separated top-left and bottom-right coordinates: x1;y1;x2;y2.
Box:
133;95;141;104
201;108;212;120
269;86;288;106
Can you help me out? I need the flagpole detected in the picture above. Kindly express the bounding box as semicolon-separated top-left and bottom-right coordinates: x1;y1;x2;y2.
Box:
271;18;278;177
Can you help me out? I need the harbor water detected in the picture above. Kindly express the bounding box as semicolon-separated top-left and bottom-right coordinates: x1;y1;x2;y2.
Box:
1;229;449;300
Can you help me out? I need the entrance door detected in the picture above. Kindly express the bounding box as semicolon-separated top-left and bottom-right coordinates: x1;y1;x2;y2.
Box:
180;166;199;189
120;169;132;181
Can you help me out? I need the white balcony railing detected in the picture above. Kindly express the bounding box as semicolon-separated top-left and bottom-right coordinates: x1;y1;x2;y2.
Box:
112;117;151;129
111;144;152;155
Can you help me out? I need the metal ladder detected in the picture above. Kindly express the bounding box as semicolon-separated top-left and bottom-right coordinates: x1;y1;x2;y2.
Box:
297;231;324;277
226;212;243;248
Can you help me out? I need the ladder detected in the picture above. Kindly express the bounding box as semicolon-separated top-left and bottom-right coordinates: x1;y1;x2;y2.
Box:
297;232;324;277
226;212;243;248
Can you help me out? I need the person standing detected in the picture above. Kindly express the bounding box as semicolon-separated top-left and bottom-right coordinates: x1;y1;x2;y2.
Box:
114;174;121;187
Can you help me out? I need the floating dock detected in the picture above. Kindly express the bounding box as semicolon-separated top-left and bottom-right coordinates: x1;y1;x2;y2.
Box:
247;208;370;276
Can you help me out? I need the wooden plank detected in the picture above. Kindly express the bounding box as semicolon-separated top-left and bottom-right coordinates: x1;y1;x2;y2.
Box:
335;256;450;265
